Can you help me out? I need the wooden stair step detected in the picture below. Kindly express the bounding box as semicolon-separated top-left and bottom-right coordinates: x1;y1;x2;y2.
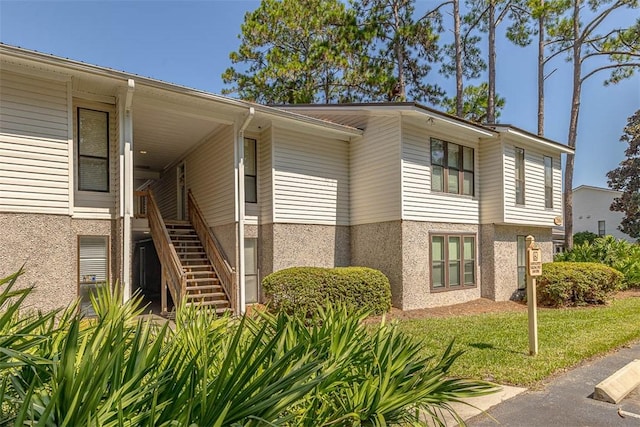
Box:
185;292;227;300
183;264;214;270
186;277;220;283
186;299;230;308
185;284;222;292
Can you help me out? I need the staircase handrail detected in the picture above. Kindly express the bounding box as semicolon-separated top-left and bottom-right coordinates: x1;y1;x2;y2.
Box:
187;190;236;311
143;189;187;306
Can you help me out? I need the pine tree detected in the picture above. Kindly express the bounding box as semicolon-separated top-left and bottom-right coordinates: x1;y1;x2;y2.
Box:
607;110;640;239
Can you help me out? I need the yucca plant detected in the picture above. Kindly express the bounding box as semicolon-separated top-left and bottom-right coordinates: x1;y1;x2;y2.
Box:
3;269;499;426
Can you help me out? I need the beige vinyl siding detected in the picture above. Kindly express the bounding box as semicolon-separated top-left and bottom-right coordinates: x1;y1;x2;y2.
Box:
72;100;119;217
272;126;349;225
503;144;562;226
401;122;479;224
0;71;70;214
186;125;235;226
151;166;177;220
478;139;504;224
258;127;274;224
350;115;401;225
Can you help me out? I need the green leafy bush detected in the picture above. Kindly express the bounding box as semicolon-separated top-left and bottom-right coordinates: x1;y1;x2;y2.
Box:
262;266;392;315
555;236;640;287
573;231;599;246
1;270;496;426
537;262;624;307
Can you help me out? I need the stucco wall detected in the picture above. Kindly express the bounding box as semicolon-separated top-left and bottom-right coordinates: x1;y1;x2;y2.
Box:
268;223;350;272
211;223;238;269
351;221;403;308
401;221;481;310
0;213;118;312
481;224;553;301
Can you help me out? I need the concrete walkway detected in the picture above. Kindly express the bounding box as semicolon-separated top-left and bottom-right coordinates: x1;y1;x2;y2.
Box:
465;341;640;426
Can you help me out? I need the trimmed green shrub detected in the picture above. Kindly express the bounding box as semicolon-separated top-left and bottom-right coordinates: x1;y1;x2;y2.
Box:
262;266;392;315
537;262;624;307
554;236;640;287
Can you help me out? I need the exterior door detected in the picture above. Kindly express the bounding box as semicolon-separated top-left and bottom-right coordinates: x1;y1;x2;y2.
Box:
177;162;186;220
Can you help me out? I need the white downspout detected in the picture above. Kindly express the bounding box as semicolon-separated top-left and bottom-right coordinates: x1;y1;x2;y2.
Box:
122;79;135;301
237;107;255;313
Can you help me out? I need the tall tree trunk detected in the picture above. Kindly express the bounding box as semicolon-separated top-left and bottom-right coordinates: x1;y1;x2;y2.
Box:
393;1;406;101
537;0;545;136
487;0;496;123
454;0;463;116
563;0;582;250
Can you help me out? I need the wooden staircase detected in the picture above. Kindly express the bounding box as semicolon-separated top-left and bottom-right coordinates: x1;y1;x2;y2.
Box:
166;221;231;313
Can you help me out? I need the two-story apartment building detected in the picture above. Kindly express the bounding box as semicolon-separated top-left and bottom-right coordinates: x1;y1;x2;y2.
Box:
0;44;573;314
573;185;634;242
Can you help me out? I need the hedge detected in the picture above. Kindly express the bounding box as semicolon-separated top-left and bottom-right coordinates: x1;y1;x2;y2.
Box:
537;262;624;307
262;266;392;315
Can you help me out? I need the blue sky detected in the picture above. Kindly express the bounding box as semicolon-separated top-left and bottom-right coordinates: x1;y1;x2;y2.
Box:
1;0;638;188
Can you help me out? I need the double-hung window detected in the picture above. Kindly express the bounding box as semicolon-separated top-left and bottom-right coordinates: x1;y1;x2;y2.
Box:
430;138;474;196
244;138;257;203
544;156;553;209
431;234;476;290
517;236;526;290
78;108;109;192
78;236;109;315
515;147;525;205
598;220;606;236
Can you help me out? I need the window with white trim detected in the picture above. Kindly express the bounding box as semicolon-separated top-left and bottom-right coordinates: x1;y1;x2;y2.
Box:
430;138;474;196
78;236;109;315
431;234;476;290
517;236;526;290
244;238;259;304
598;220;606;236
78;108;109;192
544;156;553;209
244;138;257;203
515;147;525;205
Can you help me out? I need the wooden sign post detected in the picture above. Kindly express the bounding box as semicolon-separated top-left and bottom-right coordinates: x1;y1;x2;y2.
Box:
526;235;542;356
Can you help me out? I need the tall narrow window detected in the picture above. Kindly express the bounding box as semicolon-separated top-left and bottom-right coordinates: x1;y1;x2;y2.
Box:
431;236;445;289
463;237;475;285
462;146;474;196
244;138;257;203
79;236;109;316
430;140;445;192
515;147;525;205
430;138;474;196
244;238;259;304
517;236;526;290
544;156;553;208
598;220;606;236
78;108;109;192
448;236;461;286
431;234;476;290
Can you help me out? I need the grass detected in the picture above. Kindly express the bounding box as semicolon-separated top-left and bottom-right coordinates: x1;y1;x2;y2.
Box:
395;297;640;387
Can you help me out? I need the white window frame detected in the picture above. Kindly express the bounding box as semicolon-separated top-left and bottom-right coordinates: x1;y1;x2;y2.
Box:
77;108;110;193
78;235;110;315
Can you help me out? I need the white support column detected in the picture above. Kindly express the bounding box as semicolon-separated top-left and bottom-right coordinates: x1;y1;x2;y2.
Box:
236;107;255;314
122;79;135;302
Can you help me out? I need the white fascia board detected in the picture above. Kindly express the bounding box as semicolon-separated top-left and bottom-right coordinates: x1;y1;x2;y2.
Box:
0;44;362;140
403;106;496;138
494;127;574;154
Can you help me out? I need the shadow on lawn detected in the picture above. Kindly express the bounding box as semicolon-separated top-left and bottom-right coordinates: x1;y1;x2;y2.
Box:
469;342;525;355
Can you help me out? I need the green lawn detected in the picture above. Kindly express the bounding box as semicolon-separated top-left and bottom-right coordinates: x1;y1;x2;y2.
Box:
395;297;640;387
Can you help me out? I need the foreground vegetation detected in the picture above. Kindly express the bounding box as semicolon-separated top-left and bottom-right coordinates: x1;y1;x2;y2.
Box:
397;296;640;386
556;235;640;287
0;269;496;426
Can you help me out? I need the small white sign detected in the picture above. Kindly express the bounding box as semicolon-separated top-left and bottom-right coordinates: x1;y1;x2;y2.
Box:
527;247;543;276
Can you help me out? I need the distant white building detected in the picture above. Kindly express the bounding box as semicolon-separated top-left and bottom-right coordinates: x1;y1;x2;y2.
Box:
573;185;634;242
